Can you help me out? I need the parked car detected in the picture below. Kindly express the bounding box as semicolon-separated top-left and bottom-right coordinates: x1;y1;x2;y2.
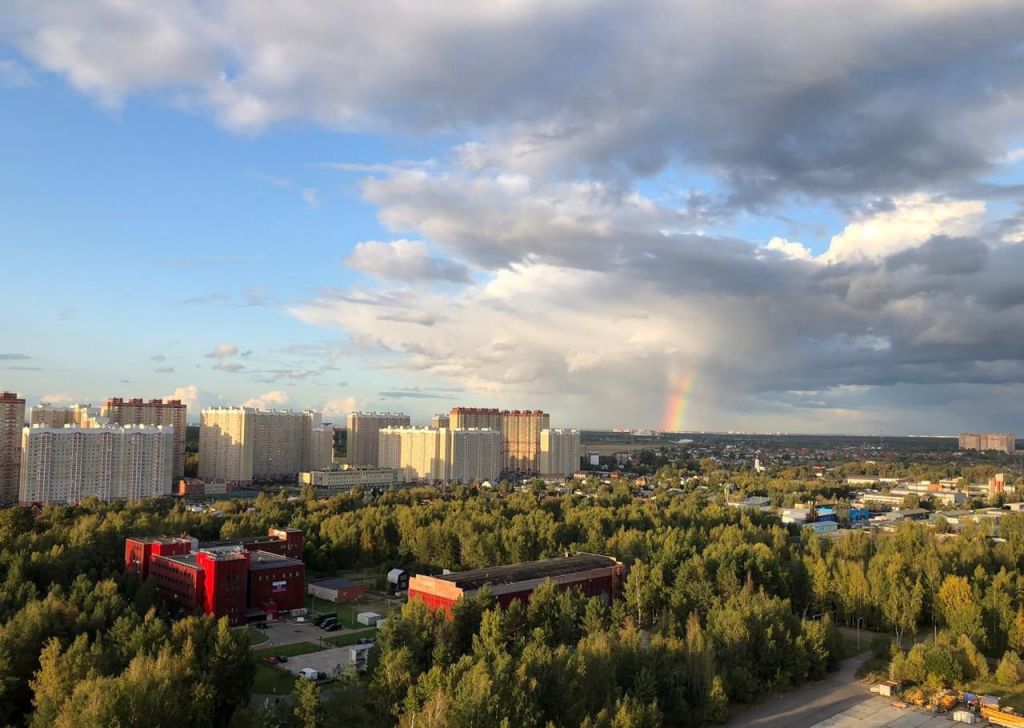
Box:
325;623;340;632
356;637;374;645
264;657;278;665
276;655;288;663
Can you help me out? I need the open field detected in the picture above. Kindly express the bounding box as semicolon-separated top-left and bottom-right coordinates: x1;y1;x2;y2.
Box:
253;664;296;694
305;594;400;628
246;628;269;646
254;641;321;659
324;628;377;647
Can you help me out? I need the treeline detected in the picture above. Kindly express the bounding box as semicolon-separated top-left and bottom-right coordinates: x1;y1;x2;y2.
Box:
5;485;1024;725
0;501;250;727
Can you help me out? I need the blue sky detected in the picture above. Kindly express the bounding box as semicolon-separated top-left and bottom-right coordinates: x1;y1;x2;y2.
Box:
3;2;1024;434
0;76;434;417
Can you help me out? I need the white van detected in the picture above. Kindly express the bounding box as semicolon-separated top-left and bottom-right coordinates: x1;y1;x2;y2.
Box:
299;668;318;680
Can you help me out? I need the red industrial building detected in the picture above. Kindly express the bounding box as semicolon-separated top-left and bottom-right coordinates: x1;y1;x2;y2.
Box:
408;553;624;616
125;527;305;626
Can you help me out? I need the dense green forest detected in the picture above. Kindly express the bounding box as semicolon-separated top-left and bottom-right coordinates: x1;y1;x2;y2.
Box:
2;477;1024;726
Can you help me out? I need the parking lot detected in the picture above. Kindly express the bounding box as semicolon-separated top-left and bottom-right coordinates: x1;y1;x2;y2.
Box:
250;619;338;650
277;646;367;678
809;697;963;728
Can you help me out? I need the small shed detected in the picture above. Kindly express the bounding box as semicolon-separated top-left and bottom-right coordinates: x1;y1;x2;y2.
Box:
308;578;367;604
387;568;409;593
872;680;900;697
356;611;383;626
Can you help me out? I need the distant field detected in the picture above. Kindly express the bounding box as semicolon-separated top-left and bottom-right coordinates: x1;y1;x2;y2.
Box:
581;441;675;456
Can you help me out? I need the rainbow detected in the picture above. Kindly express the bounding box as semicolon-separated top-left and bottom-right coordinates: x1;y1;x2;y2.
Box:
660;373;694;433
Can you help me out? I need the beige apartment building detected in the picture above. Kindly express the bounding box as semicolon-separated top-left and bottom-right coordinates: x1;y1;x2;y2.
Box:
102;398;187;480
450;407;550;474
378;426;500;483
539;428;582;478
0;392;25;505
958;433;1016;454
199;407;331;486
29;403;98;429
19;424;174;505
430;413;451;429
346;412;410;466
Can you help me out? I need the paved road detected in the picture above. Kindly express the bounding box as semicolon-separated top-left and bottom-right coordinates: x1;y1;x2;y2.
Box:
724;646;874;728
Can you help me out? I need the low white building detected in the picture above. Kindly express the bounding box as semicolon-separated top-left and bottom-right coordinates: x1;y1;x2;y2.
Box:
299;464;399;493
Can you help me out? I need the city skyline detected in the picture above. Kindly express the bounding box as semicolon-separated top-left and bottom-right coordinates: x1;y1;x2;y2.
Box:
4;3;1024;434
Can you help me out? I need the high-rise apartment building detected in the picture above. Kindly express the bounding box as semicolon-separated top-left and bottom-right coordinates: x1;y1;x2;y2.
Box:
30;403;101;428
306;424;334;471
378;426;500;483
20;424;174;505
958;433;1016;454
199;407;254;484
450;407;550;474
346;412;411;466
540;428;581;478
0;392;25;505
430;414;451;429
450;407;502;431
379;426;448;483
449;428;502;483
199;408;328;485
503;410;550;474
102;398;187;482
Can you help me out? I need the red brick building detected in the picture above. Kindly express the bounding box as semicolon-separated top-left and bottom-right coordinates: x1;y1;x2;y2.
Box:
125;527;305;626
408;553;624;616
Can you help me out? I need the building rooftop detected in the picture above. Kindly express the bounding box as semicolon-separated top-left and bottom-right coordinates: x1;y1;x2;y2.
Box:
200;534;286;549
130;536;192;546
248;550;303;571
164;553;201;569
435;553;621;591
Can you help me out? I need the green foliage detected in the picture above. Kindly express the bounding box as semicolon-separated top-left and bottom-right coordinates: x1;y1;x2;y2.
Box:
997;651;1024;688
6;467;1024;727
293;678;324;728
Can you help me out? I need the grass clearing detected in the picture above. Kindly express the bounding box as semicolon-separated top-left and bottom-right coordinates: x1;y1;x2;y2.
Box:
246;628;270;646
253;664;296;694
254;641;320;659
324;628;377;647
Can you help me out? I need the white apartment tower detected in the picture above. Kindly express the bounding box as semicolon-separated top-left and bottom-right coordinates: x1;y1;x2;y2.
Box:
378;426;500;483
346;412;411;466
540;428;581;478
102;398;187;480
19;424;174;505
449;428;502;483
199;407;330;485
0;392;25;505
